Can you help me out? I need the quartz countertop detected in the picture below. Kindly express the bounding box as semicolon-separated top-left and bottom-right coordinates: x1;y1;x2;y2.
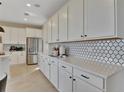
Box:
38;53;124;79
0;55;9;58
48;55;124;79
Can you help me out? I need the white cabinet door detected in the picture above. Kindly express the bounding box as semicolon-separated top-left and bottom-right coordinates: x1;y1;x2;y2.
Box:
2;26;11;44
68;0;84;41
18;51;26;64
73;76;102;92
50;60;58;88
43;24;49;55
10;27;18;44
51;13;59;42
59;68;72;92
35;29;42;38
44;58;50;79
10;52;18;65
59;5;68;41
84;0;115;38
48;20;52;43
40;58;46;74
18;28;26;44
26;28;33;37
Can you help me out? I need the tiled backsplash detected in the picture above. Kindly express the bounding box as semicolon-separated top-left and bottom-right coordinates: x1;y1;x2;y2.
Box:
50;39;124;66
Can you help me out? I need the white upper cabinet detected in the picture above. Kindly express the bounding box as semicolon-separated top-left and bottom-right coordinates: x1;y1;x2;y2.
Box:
84;0;115;39
2;26;11;44
18;28;26;44
59;5;68;41
35;29;43;38
26;28;42;38
68;0;84;41
2;26;26;44
10;27;19;44
45;0;124;43
48;20;52;43
51;13;59;42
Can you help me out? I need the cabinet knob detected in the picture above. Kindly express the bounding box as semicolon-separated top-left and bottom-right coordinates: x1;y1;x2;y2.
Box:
62;66;67;68
73;79;76;81
56;39;59;41
81;35;84;37
52;61;55;63
69;76;72;79
85;35;87;37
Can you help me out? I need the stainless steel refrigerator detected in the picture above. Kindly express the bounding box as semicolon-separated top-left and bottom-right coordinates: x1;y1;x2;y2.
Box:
26;38;43;65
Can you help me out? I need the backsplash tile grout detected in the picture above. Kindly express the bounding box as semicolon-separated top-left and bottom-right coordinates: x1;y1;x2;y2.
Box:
50;39;124;66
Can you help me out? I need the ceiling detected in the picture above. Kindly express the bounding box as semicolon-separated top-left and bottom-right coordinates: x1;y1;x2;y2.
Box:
0;0;68;27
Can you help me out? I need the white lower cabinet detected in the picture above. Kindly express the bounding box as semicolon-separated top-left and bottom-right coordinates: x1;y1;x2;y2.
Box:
38;56;124;92
59;68;73;92
58;62;73;92
18;51;26;64
43;58;50;79
38;57;58;88
10;52;18;64
9;51;26;65
73;76;102;92
50;60;58;88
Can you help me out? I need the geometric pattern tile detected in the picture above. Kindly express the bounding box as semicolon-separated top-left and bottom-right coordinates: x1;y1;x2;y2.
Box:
50;39;124;66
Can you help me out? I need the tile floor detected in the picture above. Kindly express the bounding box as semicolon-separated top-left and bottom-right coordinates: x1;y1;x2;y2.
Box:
6;64;58;92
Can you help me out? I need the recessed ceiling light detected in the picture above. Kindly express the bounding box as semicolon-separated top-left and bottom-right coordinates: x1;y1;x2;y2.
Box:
26;4;31;7
24;18;28;21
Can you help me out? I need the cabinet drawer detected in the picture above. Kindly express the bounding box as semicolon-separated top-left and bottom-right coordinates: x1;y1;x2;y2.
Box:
50;59;58;65
74;68;104;89
59;62;72;73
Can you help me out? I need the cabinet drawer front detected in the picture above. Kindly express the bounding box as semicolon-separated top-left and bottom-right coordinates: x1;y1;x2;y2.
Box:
74;68;104;89
59;62;72;73
50;59;58;65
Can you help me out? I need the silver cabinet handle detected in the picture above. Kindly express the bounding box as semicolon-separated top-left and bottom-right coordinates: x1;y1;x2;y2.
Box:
85;35;87;37
62;66;67;68
81;74;90;79
52;61;55;63
73;79;76;81
81;35;84;37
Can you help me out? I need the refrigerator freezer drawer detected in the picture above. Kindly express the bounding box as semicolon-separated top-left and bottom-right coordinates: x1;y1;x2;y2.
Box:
27;55;38;65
